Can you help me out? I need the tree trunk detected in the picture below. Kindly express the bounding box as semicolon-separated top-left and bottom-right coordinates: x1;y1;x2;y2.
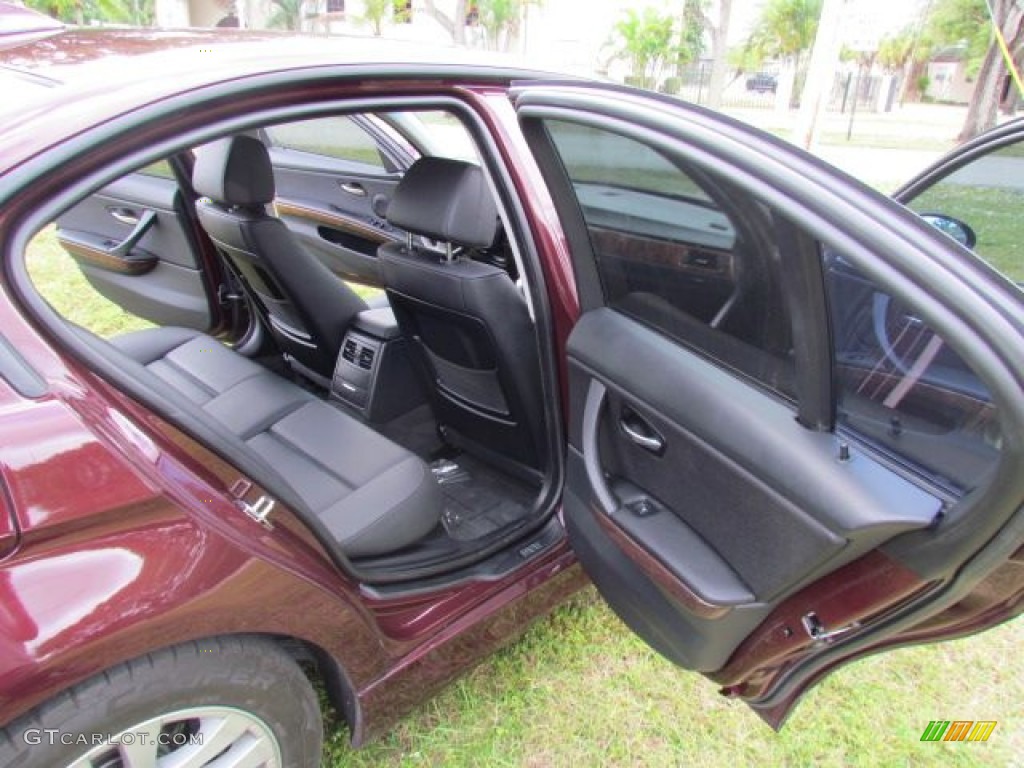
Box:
706;0;733;110
793;0;845;149
453;0;467;45
999;42;1024;114
900;57;927;104
422;0;467;45
959;0;1024;140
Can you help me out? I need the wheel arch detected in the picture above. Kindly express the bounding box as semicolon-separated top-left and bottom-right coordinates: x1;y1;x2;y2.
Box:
0;529;378;742
0;632;327;767
1;630;364;749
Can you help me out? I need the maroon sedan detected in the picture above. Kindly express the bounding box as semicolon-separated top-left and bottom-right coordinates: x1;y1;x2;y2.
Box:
0;12;1022;768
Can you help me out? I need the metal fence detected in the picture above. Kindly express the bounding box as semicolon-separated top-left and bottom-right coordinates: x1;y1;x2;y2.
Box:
664;61;899;113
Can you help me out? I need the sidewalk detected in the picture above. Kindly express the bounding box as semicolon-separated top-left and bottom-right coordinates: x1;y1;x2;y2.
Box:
813;145;943;190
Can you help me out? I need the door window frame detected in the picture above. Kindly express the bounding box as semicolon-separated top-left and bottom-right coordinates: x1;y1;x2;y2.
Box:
518;108;834;431
515;80;1024;572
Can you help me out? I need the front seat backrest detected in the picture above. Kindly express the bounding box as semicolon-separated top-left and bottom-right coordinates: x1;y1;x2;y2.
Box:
378;157;546;479
193;135;367;383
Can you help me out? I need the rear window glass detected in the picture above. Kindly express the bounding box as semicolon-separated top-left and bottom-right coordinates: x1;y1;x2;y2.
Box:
265;116;386;170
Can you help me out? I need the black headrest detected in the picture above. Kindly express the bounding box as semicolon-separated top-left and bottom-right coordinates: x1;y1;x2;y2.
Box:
386;157;499;248
193;135;275;206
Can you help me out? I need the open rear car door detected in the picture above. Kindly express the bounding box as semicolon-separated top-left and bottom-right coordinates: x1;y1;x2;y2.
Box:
514;83;1024;725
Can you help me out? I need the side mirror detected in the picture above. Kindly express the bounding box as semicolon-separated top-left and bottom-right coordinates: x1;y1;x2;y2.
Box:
920;213;977;250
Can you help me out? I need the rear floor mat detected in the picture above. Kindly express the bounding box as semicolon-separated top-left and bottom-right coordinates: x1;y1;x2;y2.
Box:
432;454;538;541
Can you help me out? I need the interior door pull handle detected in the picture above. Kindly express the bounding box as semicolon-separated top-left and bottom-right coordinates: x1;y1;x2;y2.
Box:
620;419;664;454
109;208;140;225
339;182;367;196
108;209;158;259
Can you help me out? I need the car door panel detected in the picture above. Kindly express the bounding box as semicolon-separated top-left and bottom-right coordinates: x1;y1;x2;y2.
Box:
516;84;1024;722
565;308;942;670
56;173;212;330
564;461;772;672
270;153;402;288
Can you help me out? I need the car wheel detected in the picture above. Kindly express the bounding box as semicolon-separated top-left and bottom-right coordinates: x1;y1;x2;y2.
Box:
0;636;322;768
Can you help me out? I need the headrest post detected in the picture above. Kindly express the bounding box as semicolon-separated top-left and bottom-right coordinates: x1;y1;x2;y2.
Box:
405;232;414;251
443;242;454;263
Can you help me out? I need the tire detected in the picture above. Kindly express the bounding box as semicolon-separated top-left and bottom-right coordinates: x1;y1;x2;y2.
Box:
0;636;323;768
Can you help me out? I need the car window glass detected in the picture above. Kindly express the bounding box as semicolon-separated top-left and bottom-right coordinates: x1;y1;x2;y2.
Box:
824;252;1001;492
137;160;175;180
265;116;387;170
906;140;1024;283
25;225;152;338
543;119;794;397
379;109;478;163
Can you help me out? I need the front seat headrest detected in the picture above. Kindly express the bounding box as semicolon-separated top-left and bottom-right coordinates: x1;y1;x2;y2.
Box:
386;156;499;248
193;135;275;207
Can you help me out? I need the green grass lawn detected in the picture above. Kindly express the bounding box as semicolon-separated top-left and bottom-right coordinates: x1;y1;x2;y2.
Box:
326;588;1021;767
906;185;1024;283
24;209;1023;768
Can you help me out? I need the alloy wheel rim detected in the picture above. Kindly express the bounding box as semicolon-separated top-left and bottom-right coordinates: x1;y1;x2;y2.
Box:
66;705;282;768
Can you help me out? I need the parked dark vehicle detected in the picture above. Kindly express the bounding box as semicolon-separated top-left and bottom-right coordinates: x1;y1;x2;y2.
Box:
746;72;778;93
0;10;1022;768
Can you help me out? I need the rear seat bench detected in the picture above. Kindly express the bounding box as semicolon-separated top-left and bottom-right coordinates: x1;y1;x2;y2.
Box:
112;327;442;557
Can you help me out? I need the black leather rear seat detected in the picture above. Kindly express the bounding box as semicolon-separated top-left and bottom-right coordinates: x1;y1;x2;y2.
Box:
112;326;442;557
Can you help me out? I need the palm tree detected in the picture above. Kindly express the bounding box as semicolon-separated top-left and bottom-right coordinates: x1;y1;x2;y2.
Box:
475;0;540;51
612;7;677;89
745;0;822;71
360;0;390;36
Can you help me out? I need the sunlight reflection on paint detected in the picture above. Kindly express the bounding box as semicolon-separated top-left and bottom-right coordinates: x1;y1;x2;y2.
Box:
8;548;144;655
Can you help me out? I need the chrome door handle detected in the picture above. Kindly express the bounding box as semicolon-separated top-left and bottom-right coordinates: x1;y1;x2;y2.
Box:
620;418;664;454
109;208;140;225
339;181;366;196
